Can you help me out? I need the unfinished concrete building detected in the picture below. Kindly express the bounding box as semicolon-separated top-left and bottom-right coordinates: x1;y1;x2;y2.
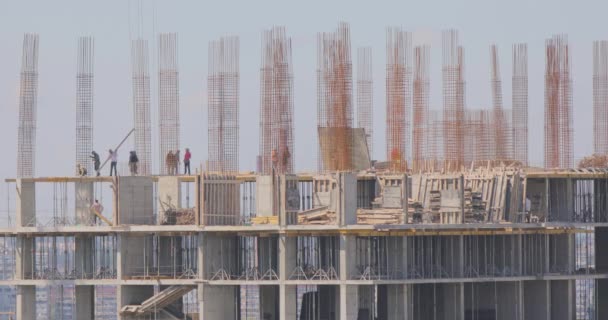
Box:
0;165;605;319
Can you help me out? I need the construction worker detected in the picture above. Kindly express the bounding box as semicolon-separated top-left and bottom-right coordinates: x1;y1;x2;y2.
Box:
271;149;278;171
90;199;104;225
129;151;139;176
108;149;118;176
166;151;174;175
174;150;181;174
184;148;191;175
77;164;87;177
90;151;101;176
281;147;291;172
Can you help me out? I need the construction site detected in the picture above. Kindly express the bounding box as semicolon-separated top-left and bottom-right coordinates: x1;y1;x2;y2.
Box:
1;20;608;320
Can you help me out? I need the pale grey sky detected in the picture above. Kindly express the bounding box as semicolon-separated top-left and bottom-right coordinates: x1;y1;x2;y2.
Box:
0;0;605;192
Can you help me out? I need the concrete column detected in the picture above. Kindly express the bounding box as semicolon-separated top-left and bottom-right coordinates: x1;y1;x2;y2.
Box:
200;284;236;319
16;285;36;320
279;235;296;281
117;177;154;225
280;285;297;320
116;234;124;279
256;175;275;217
339;284;358;320
339;235;357;280
197;233;205;279
75;181;94;225
523;280;550;320
338;173;357;226
387;284;409;320
157;176;181;224
15;236;33;280
550;280;574;320
260;285;279;320
75;236;94;278
16;179;35;227
75;285;95;319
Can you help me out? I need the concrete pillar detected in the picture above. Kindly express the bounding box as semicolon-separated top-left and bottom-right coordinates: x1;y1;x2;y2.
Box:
16;285;35;320
338;173;357;226
260;285;279;320
280;285;297;320
75;236;94;278
15;236;33;280
339;235;357;280
116;234;125;280
387;284;409;320
16;179;35;227
523;280;550;320
256;175;275;217
496;281;523;320
550;280;574;320
157;176;181;224
117;177;154;225
75;181;94;225
197;234;205;279
279;235;296;281
200;284;236;319
339;284;358;320
75;285;95;319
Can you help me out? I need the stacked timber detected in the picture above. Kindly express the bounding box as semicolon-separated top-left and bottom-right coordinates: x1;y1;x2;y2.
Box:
297;207;336;224
251;216;279;225
357;208;403;224
408;199;424;223
463;188;486;222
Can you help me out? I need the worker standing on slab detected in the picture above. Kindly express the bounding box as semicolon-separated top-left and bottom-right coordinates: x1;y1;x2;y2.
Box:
174;150;181;174
184;148;191;175
129;151;139;176
90;199;103;225
90;151;100;176
108;149;118;176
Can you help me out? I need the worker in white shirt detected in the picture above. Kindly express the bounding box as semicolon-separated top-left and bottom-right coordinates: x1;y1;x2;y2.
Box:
90;200;104;225
107;149;118;176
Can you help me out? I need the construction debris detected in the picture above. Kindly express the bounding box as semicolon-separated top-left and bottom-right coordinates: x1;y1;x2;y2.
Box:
578;153;608;168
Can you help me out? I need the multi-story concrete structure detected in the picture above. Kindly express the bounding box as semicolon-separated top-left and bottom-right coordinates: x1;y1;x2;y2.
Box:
0;168;606;319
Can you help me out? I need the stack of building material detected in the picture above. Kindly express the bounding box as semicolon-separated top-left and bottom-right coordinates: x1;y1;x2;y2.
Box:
297;206;335;224
357;208;403;224
251;216;279;225
463;188;486;222
161;208;195;225
408;199;424;223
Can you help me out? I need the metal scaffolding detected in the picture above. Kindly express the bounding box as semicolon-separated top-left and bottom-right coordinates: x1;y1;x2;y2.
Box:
357;46;373;157
131;38;153;175
17;33;39;178
386;27;412;172
208;36;240;173
75;36;95;175
544;34;573;169
158;33;180;175
512;43;529;165
442;29;466;170
412;45;430;172
316;22;354;172
259;26;294;175
593;40;608;155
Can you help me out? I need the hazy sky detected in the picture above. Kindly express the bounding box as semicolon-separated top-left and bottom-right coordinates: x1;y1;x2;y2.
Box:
0;0;606;198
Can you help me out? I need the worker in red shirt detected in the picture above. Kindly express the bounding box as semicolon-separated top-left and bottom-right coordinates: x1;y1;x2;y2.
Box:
184;148;192;175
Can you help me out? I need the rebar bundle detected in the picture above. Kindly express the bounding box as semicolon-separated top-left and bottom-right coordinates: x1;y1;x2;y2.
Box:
593;40;608;155
357;47;373;157
442;29;466;170
465;109;493;165
158;33;180;175
490;45;511;160
17;33;39;178
75;36;94;175
386;27;412;172
208;36;239;173
412;45;430;172
259;27;294;175
131;38;153;175
512;43;528;165
544;35;573;169
316;22;354;172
